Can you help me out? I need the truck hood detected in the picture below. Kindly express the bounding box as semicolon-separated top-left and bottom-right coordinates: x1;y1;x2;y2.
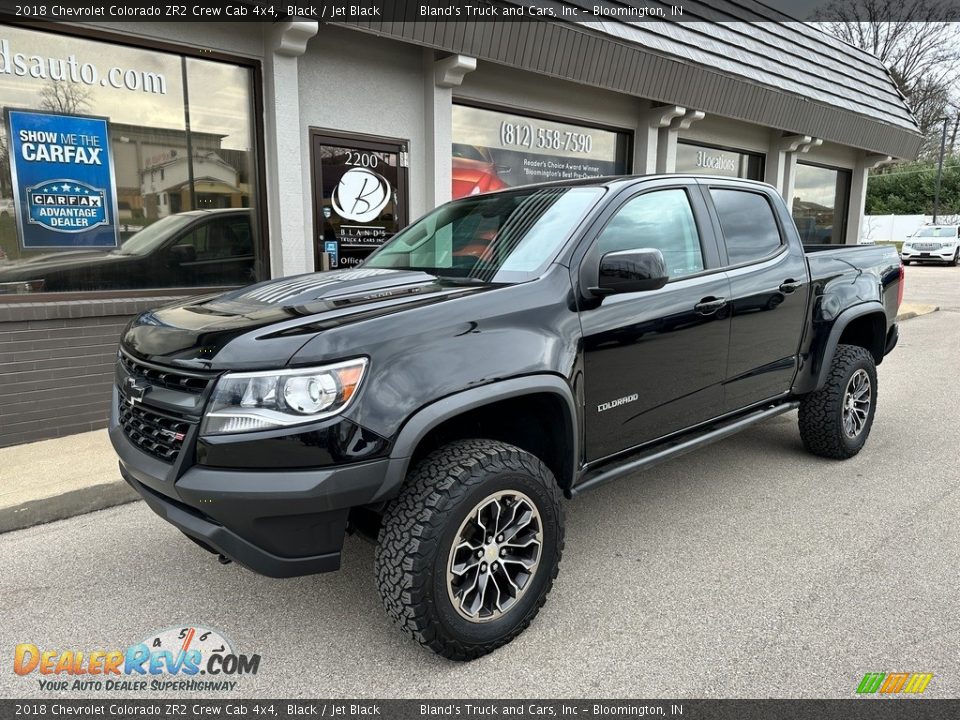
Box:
121;268;497;369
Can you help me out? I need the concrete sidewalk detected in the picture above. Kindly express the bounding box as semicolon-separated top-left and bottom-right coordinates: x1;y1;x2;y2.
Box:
896;302;939;321
0;302;941;535
0;429;136;534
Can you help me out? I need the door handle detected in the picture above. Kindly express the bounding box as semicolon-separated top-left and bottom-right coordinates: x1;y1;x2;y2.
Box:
694;297;727;315
779;279;803;294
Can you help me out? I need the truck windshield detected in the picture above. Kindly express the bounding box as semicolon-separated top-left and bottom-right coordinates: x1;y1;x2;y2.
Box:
363;186;603;283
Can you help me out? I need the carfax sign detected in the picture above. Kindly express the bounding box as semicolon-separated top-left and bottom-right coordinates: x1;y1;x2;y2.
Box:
6;109;119;249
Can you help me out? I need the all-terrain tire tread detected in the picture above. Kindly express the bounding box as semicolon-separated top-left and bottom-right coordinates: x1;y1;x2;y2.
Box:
798;344;876;459
375;439;564;661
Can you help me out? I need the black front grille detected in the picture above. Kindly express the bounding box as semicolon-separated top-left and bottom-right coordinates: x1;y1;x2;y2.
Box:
119;352;210;394
118;398;191;462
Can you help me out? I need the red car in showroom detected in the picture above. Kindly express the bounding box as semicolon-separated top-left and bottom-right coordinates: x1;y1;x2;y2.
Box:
452;144;510;199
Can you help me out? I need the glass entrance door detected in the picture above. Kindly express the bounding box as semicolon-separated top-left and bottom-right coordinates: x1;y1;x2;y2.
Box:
310;131;408;270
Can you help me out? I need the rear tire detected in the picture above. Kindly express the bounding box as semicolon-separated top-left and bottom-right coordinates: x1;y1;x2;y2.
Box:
375;439;564;660
798;344;877;459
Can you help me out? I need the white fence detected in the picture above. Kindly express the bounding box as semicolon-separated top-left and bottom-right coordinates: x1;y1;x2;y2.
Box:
861;214;960;243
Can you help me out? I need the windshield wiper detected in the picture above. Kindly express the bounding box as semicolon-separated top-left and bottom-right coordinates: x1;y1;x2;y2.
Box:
436;276;493;286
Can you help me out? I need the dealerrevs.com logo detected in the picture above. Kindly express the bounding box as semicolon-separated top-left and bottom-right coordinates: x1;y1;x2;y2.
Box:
14;626;261;693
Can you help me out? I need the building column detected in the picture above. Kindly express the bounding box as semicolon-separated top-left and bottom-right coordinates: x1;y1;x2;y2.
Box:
765;133;821;206
659;109;705;173
635;105;684;175
846;152;892;245
635;106;704;174
425;52;476;209
262;21;318;278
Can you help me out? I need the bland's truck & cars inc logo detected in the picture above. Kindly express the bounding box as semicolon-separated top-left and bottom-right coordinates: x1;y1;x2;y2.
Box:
13;626;260;692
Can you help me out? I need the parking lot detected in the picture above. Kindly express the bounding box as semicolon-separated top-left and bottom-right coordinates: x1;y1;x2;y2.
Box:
902;262;960;311
1;265;958;699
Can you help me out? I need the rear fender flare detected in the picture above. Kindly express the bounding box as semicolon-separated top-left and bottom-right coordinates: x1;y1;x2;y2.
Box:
807;302;886;393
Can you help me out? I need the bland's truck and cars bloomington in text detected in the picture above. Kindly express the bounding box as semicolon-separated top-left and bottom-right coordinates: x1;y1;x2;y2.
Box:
110;175;903;660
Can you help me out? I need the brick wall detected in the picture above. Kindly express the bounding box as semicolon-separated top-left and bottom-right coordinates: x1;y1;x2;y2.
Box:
0;297;186;447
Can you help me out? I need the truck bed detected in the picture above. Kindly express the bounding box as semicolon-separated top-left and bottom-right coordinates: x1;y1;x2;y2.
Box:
803;243;902;323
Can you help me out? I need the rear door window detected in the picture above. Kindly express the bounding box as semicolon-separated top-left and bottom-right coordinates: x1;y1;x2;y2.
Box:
710;189;783;265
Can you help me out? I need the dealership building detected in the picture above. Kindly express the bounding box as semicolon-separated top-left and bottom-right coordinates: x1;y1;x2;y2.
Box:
0;7;921;447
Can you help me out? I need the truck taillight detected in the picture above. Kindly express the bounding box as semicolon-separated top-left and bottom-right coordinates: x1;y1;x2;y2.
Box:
897;262;905;308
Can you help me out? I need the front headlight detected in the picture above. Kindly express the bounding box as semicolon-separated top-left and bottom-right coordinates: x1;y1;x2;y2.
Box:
200;358;368;435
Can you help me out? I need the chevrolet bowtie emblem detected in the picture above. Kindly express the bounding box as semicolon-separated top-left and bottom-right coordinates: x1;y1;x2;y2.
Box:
125;376;149;405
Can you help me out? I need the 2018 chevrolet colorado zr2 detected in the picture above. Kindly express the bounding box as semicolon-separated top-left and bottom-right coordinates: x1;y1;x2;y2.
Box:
110;175;903;660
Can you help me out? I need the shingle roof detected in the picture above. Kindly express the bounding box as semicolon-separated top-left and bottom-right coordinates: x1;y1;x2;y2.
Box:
337;0;923;158
577;0;918;134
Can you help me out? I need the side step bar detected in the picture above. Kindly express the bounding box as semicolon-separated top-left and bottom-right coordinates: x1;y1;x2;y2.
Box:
570;401;800;497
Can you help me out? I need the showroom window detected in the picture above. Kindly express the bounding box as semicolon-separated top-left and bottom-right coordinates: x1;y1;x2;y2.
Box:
792;162;851;245
675;141;764;180
451;103;631;200
0;25;263;296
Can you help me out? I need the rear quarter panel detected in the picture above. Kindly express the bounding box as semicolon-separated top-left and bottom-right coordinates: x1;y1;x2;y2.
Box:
804;244;902;325
793;244;901;393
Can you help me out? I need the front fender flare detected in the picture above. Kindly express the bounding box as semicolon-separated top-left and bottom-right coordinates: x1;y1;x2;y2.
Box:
369;375;580;503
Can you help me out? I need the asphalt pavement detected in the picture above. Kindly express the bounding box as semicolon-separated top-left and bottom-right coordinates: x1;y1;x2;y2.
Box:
902;262;960;311
1;269;958;699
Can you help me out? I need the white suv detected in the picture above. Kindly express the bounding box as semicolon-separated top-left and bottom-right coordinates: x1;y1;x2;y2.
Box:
901;225;960;266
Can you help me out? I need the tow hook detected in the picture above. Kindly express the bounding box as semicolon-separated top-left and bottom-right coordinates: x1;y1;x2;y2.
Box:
217;554;232;565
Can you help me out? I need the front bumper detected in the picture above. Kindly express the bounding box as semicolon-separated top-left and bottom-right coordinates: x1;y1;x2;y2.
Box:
111;415;392;578
901;248;956;262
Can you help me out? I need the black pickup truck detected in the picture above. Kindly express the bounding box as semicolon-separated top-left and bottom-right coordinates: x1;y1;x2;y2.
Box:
110;176;902;660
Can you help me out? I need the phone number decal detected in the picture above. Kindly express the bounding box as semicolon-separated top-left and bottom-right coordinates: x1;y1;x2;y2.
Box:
499;121;595;154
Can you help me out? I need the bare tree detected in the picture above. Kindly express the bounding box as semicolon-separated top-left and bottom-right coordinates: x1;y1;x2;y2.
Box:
861;214;881;243
816;0;959;157
37;82;92;115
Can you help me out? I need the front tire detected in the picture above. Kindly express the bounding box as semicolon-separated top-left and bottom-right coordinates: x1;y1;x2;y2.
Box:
376;440;564;660
798;344;877;459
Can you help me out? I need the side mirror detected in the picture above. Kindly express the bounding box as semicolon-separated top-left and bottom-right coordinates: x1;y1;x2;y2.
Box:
592;248;669;296
169;244;196;265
